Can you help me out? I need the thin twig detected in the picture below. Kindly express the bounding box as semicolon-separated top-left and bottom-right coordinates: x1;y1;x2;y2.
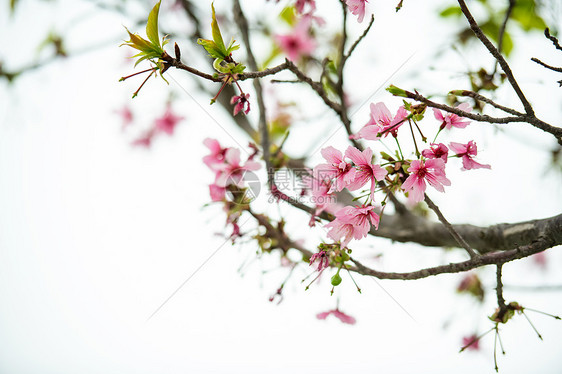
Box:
400;89;562;141
344;15;375;60
496;263;506;309
455;90;524;116
232;0;273;188
424;194;478;258
457;0;535;116
493;0;515;75
531;57;562;73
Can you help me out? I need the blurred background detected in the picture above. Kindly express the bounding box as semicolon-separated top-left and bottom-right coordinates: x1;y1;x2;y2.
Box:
1;0;561;372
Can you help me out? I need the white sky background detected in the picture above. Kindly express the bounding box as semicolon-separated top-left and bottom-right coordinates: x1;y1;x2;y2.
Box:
1;0;562;373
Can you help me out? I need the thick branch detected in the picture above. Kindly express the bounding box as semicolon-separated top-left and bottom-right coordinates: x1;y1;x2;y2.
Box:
348;235;557;280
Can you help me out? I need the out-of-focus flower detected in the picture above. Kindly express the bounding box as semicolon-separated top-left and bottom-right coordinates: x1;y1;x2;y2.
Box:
316;308;356;324
345;0;368;23
275;19;316;61
154;104;184;135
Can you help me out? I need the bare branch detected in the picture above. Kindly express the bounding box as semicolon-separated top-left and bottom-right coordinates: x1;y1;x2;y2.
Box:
457;0;535;116
424;194;477;258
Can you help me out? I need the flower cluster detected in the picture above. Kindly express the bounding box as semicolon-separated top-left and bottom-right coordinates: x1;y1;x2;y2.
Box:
203;138;261;202
310;100;491;248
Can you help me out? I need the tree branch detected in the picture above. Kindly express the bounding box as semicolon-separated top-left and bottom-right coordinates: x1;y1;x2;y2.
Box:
457;0;535;116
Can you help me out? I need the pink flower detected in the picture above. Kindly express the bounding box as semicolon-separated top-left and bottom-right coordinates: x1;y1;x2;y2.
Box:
155;104;184;135
295;0;316;14
421;143;449;163
401;158;451;203
231;93;250;116
131;129;156;148
303;174;339;225
462;334;480;351
275;19;316;61
345;146;388;198
203;138;228;170
433;103;471;130
352;103;407;140
314;146;356;192
345;0;368;23
214;148;261;188
317;308;356;324
449;141;491;171
209;183;226;202
325;205;379;248
115;105;134;129
309;250;330;272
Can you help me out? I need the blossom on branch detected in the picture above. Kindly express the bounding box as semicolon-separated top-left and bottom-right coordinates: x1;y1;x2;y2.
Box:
433;103;472;130
421;143;449;163
345;0;368;23
314;146;356;192
231;93;250;116
325;205;379;248
352;102;407;140
401;159;451;203
449;141;491;170
309;250;330;272
203;138;228;170
345;146;388;199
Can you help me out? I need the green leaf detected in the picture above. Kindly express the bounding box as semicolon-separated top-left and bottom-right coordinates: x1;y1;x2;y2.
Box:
279;6;296;26
197;38;224;59
386;85;408;97
439;6;462;18
211;3;227;56
146;1;162;46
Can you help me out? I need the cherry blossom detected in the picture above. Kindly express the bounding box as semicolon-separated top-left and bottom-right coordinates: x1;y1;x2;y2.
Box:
209;183;226;202
115;105;134;129
314;146;356;192
325;205;379;248
345;0;368;23
303;174;339;225
154;104;184;135
309;250;330;272
131;129;156;148
345;146;388;199
231;93;250;116
203;138;228;170
275;19;316;61
295;0;316;14
421;143;449;163
214;148;261;188
352;102;407;140
433;103;471;130
401;158;451;203
462;334;481;351
316;308;356;324
449;141;491;170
